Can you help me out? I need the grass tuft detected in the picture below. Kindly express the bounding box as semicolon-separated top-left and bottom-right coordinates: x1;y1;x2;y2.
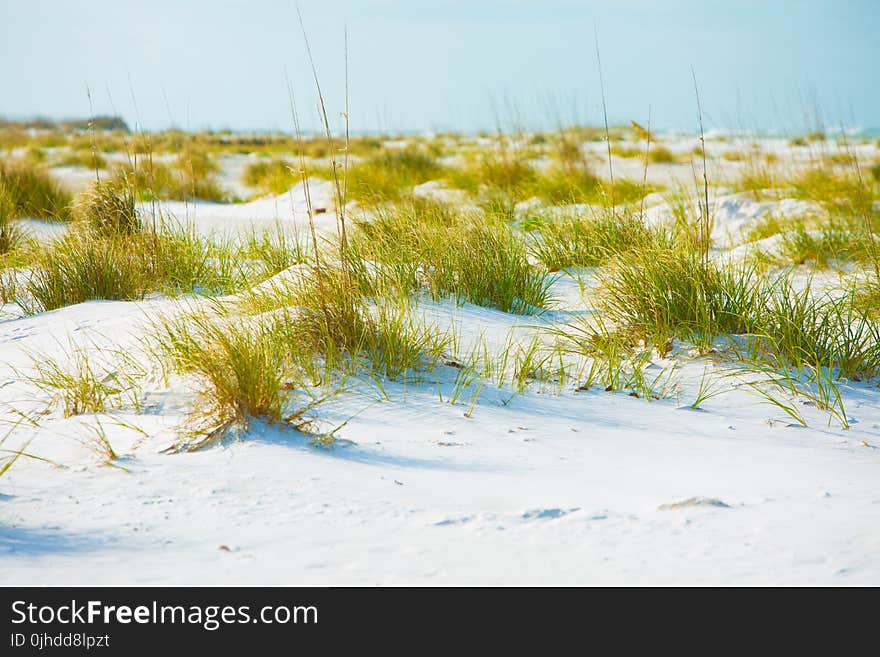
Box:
0;160;72;221
24;347;143;417
527;207;665;269
598;245;763;353
72;176;140;235
352;197;555;314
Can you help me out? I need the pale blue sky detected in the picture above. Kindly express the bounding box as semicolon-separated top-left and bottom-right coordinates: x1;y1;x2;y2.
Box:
2;1;878;134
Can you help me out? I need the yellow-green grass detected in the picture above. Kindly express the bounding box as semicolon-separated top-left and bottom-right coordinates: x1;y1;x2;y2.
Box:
55;149;107;170
21;224;247;313
111;155;227;202
345;147;445;205
527;207;668;270
350;196;555;314
241;158;298;196
0;160;72;221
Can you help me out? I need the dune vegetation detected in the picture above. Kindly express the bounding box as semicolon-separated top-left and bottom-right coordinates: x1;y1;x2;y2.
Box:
0;95;878;479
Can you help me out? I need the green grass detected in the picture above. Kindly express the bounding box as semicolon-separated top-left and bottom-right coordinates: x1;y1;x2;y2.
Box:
55;149;107;170
759;224;875;269
72;176;140;235
25;347;143;417
351;197;555;314
530;165;603;205
527;207;665;270
648;145;676;163
157;311;301;433
0;180;27;255
0;160;72;221
346;147;444;204
241;145;445;204
744;212;799;243
9;180;312;314
790;166;876;218
445;151;648;209
745;210;878;270
853;278;880;318
111;154;228;202
241;158;299;196
609;144;642;159
446;154;537;202
663;183;713;255
22;223;247;313
598;245;764;353
733;159;778;198
152;308;326;449
744;283;880;382
236;222;311;279
597;241;880;380
276;269;450;383
153;262;452;449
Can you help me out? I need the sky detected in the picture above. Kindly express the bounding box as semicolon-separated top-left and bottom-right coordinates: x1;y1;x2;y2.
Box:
1;0;878;135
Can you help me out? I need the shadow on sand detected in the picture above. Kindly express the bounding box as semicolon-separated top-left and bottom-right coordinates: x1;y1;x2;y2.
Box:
0;524;109;557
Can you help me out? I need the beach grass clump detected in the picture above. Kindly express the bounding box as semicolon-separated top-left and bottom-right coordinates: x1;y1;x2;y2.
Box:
237;223;311;279
25;229;159;311
276;265;451;381
598;245;764;353
446;151;647;210
351;197;554;314
744;212;801;243
760;224;874;269
23;222;246;313
0;160;72;221
745;206;878;269
26;347;142;417
56;149;107;170
749;283;880;382
431;218;554;313
174;146;223;198
359;300;451;381
553;323;680;399
663;183;713;255
609;144;642;159
447;154;537;202
241;158;298;196
110;159;173;199
791;166;875;217
71;175;140;235
762;281;880;381
472;157;537;198
530;165;602;205
346;146;444;204
25;176;214;311
112;155;227;202
598;243;880;380
176;146;219;177
853;279;880;319
527;207;664;270
153;310;307;448
551;135;585;168
154;264;450;449
734;160;778;198
0;181;27;255
648;145;676;164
